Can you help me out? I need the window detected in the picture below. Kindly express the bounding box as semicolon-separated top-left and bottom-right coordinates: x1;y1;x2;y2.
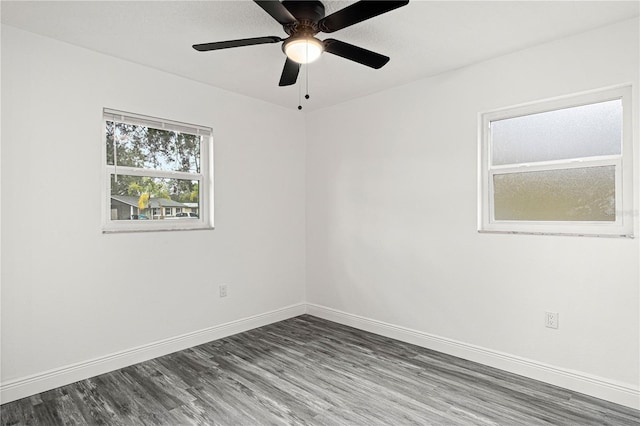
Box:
479;86;633;237
103;108;213;232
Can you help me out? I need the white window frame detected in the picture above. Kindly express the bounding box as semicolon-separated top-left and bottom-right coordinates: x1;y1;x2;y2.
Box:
102;108;214;233
478;85;633;237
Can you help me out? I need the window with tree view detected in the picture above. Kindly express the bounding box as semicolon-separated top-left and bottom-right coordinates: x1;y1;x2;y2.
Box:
103;108;213;232
479;86;632;237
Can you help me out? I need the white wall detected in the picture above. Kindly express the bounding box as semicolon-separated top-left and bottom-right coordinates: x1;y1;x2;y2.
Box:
306;18;639;406
1;25;306;395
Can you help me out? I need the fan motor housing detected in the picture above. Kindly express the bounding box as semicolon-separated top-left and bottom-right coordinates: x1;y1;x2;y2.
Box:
282;1;325;23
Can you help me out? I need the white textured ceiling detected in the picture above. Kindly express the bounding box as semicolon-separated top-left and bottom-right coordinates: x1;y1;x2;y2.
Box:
2;1;639;111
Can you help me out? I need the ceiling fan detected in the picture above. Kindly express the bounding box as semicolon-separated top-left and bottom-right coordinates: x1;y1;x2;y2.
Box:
193;0;409;87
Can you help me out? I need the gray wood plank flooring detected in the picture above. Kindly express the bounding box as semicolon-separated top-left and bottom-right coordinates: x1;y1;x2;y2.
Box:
2;315;639;425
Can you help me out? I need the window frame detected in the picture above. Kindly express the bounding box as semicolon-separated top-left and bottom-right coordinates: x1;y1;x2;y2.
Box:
101;108;214;233
478;85;633;237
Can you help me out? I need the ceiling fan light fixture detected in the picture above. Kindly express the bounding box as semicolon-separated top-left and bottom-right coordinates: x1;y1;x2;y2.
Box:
284;37;323;64
193;0;410;86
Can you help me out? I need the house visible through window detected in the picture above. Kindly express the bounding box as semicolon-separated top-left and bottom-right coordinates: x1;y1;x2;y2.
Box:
479;86;632;237
103;108;213;232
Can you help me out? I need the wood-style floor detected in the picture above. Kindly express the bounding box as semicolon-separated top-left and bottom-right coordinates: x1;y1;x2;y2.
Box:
1;315;639;425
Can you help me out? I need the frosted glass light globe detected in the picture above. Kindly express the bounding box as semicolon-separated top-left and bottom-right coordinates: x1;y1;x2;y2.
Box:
284;37;323;64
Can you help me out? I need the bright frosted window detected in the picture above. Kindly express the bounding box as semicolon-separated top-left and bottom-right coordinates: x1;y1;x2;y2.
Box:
479;86;633;237
491;100;622;165
493;166;615;221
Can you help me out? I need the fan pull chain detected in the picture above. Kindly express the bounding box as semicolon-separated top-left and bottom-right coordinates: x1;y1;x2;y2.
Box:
297;64;311;111
305;41;310;100
298;75;302;110
305;63;310;100
297;41;312;110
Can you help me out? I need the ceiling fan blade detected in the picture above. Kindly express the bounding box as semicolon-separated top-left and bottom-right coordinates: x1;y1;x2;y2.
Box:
323;39;389;69
319;1;409;33
193;36;282;52
254;0;297;25
279;58;300;86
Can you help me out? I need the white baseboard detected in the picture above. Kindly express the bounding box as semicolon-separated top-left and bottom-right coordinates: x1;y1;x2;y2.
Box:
306;303;640;410
3;302;638;411
0;303;306;404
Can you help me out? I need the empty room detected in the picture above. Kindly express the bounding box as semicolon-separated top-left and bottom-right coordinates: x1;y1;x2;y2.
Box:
1;0;639;424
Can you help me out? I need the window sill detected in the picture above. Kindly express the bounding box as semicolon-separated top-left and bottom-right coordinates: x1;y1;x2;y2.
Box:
478;229;634;238
102;225;214;234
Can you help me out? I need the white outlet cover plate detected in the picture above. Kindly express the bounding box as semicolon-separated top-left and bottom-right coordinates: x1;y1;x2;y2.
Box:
545;312;559;329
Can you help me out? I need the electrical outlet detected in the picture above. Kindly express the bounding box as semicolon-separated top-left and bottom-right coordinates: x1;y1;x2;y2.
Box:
545;311;559;329
219;284;228;298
